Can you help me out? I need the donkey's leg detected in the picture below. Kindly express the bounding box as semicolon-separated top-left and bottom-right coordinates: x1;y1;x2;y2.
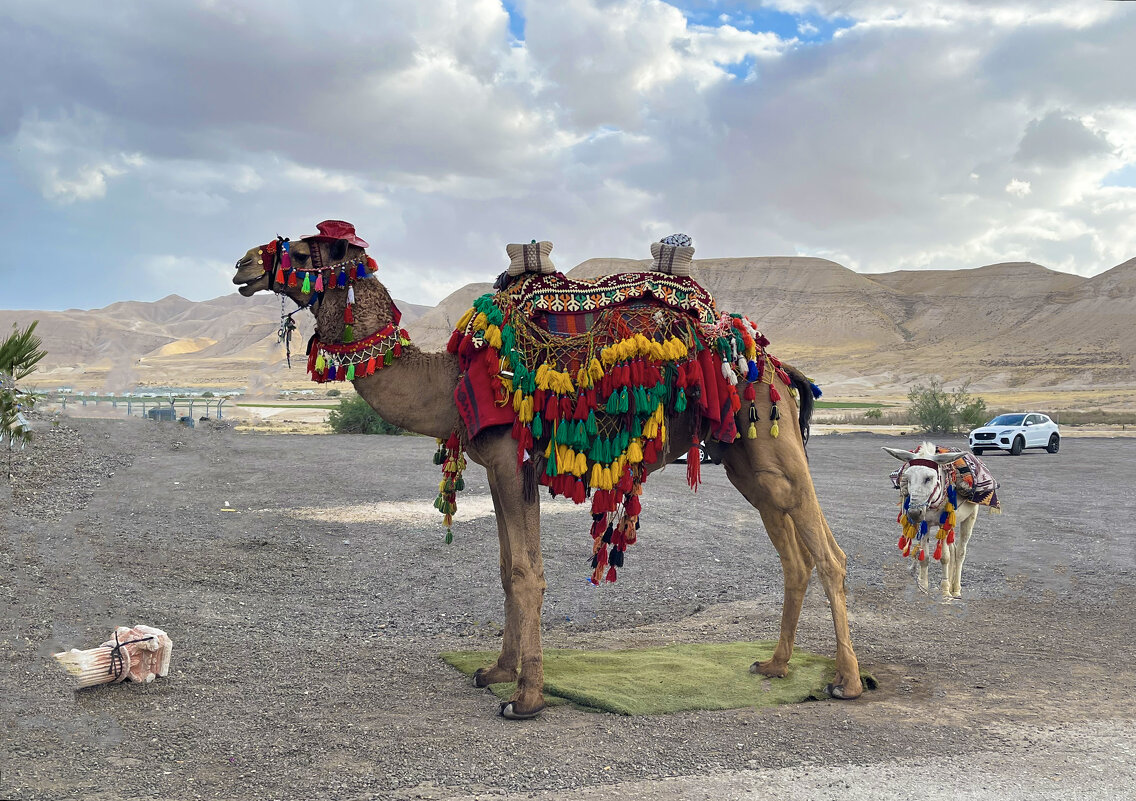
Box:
937;534;954;600
473;481;520;688
950;504;978;598
916;553;931;594
485;457;547;719
722;446;862;699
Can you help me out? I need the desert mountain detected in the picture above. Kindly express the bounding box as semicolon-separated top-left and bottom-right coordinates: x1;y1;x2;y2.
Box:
3;257;1132;396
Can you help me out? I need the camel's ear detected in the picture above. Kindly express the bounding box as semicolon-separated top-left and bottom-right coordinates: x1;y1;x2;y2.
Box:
506;241;556;276
882;446;914;462
932;451;966;464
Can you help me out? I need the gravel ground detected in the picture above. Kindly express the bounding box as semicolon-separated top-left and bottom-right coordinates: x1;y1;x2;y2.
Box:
2;414;1135;800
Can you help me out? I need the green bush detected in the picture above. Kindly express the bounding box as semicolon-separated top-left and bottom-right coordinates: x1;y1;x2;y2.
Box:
326;389;341;397
864;407;883;420
2;321;47;479
327;394;403;435
907;378;987;434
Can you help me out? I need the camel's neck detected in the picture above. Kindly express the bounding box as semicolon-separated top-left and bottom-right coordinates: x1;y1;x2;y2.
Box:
307;276;461;439
350;346;461;438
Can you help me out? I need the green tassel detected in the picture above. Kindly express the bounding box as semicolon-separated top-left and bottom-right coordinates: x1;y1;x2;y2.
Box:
302;273;311;294
675;388;687;412
346;363;355;380
586;410;598;436
556;421;569;444
501;324;515;354
606;391;620;414
547;445;558;477
445;529;453;544
343;324;354;343
532;415;543;440
631;417;643;439
620;430;630;451
636;385;649;411
619;387;629;414
384;350;393;366
455;477;465;491
575;421;590;450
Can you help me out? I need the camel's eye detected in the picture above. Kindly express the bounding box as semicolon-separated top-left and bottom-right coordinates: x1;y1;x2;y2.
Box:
293;251;310;263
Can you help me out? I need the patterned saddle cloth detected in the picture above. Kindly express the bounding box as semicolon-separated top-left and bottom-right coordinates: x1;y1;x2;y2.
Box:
500;271;719;327
891;449;1001;510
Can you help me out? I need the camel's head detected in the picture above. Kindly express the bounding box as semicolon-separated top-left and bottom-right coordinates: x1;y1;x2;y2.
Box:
883;442;965;521
232;221;371;298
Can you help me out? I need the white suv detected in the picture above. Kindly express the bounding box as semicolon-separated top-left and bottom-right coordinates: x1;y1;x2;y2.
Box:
969;413;1060;456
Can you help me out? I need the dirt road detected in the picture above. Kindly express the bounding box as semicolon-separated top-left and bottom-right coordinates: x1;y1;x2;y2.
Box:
3;417;1134;800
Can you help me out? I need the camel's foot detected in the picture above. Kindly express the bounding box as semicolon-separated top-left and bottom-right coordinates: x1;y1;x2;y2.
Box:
499;691;547;720
824;672;863;700
473;664;518;688
750;658;789;678
950;588;962;599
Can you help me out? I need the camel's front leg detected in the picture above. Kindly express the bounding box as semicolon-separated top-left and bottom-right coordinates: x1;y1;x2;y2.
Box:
486;461;547;720
473;482;521;688
748;507;812;678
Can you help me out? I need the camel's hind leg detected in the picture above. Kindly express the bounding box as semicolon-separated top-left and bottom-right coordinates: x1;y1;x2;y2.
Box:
722;443;863;700
472;481;521;688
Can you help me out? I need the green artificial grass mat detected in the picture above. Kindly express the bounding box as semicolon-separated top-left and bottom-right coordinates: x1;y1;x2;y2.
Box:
442;641;875;715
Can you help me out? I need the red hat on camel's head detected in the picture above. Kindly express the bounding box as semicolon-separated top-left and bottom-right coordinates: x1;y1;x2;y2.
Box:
302;220;369;248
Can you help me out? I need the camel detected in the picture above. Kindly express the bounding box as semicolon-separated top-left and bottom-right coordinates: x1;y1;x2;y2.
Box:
232;224;863;718
884;442;986;599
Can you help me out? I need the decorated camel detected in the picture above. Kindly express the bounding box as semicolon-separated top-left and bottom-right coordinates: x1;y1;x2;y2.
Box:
232;221;863;718
885;442;1000;598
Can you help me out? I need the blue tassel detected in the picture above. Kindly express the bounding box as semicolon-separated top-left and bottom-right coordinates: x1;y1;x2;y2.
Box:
337;269;347;287
356;261;367;279
947;485;957;505
327;364;337;381
746;360;759;381
940;510;948;525
918;520;928;538
810;382;823;399
903;495;910;510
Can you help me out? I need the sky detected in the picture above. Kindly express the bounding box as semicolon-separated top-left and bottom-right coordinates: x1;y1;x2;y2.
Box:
1;0;1134;311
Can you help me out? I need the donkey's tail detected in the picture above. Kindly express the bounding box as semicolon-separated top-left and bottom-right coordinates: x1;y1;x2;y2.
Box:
781;362;817;447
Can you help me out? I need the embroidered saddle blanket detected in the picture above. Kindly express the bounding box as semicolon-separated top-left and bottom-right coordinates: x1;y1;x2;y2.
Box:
891;450;1001;510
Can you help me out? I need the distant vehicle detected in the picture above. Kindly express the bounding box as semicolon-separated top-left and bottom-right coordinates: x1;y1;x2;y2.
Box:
675;443;712;463
969;412;1060;455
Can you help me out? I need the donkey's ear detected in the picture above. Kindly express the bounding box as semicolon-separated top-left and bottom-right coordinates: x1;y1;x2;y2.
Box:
882;446;913;462
933;451;966;464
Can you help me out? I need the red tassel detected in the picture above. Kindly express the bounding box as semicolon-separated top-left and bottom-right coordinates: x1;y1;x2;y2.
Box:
573;393;588;421
917;549;926;561
344;304;354;324
946;530;955;544
275;266;285;284
393;343;402;358
366;357;376;375
729;389;741;414
605;566;617;583
676;363;687;388
897;535;907;550
592;490;609;514
287;271;298;287
933;542;943;561
769;384;780;403
572;479;586;504
686;445;701;490
643;439;657;465
776;368;791;387
625;495;641;516
365;256;378;272
619;469;634;494
533;389;546;413
744;383;756;401
446;330;463;354
560;396;573;420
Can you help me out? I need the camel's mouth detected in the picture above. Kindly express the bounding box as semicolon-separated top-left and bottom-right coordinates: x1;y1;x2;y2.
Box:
233;253;270;295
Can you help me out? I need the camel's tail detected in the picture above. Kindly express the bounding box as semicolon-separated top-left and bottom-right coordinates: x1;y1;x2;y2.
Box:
781;362;816;447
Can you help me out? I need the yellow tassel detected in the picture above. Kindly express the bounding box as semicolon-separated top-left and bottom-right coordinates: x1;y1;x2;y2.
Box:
948;510;956;527
601;346;617;366
455;307;475;331
574;451;587;477
601;467;613;491
653;403;664;424
590;462;603;488
544;439;553;458
485;324;502;350
512;389;524;413
472;312;488;332
439;480;447;491
522;396;534;423
589;358;604;382
648;341;665;361
577;366;591;389
634;333;651;355
770;421;780;438
627;440;644;464
535;364;551;391
643;418;658;439
747;422;757;439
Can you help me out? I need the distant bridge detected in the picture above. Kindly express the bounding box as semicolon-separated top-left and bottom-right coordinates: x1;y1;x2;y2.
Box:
49;394;229;420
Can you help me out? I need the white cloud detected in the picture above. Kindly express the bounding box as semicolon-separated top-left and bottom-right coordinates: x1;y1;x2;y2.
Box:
1005;179;1032;197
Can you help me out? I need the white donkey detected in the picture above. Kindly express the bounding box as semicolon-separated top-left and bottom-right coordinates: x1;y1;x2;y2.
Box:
883;443;982;599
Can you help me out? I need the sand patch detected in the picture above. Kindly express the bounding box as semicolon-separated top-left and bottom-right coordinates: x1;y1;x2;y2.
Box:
286;495;583;524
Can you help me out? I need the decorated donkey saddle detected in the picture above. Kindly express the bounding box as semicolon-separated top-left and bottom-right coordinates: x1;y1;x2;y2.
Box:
891;448;1001;509
443;237;816;584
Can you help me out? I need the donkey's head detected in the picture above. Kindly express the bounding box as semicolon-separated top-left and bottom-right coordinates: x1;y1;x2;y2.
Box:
883;442;965;522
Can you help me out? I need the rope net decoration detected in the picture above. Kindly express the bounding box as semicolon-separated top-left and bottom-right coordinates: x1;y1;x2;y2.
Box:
446;271;811;583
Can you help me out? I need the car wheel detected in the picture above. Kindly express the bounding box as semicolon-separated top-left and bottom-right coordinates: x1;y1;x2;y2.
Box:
972;447;984;455
1010;436;1024;456
1047;434;1060;454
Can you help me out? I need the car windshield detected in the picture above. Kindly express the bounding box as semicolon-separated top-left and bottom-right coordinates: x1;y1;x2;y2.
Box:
987;414;1026;426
